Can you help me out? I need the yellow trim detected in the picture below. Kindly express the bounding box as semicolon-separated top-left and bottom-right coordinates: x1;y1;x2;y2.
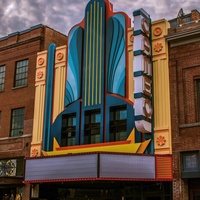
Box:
53;138;60;151
43;143;141;156
126;128;135;144
41;150;48;156
137;139;151;154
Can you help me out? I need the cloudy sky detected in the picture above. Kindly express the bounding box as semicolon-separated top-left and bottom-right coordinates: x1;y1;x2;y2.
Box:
0;0;199;37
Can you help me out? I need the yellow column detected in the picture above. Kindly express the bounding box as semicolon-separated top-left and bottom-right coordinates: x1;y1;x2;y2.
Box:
127;27;134;102
30;51;47;157
152;20;172;154
52;45;67;123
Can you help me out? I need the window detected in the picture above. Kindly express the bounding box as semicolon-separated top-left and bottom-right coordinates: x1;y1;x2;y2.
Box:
181;151;200;178
61;113;76;146
10;108;24;137
110;105;127;141
0;65;6;92
197;79;200;121
14;59;28;87
0;159;16;177
84;109;100;144
0;157;24;177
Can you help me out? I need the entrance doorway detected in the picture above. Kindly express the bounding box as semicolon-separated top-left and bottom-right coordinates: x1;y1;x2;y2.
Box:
188;178;200;200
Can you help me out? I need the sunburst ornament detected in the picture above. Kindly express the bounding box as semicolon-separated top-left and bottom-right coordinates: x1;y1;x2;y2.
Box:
31;148;39;157
37;71;44;79
154;43;163;52
156;135;166;146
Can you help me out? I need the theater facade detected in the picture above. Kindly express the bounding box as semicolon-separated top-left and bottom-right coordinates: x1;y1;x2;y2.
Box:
24;0;172;199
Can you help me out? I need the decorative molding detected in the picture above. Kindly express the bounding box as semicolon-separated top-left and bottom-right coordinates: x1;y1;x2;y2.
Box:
57;52;64;61
38;58;44;65
31;148;39;157
154;42;163;52
153;27;162;36
156;135;166;146
37;70;44;79
130;34;134;42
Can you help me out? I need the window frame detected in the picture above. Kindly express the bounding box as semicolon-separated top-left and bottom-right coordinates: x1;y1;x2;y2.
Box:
61;113;76;147
84;109;101;144
196;79;200;122
14;59;28;88
181;151;200;178
10;108;25;137
0;65;6;92
110;105;127;142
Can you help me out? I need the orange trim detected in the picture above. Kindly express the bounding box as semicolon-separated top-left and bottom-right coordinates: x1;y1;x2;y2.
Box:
56;140;131;151
156;155;173;180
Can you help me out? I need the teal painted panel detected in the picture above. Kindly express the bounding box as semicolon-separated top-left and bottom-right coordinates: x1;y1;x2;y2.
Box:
65;26;83;106
106;14;126;97
43;43;56;151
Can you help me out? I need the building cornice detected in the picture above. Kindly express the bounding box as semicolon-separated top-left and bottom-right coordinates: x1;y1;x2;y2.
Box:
165;28;200;47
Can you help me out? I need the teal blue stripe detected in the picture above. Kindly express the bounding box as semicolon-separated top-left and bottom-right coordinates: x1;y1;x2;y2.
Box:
135;115;151;123
133;8;150;19
42;43;56;151
134;92;152;100
134;30;143;36
134;50;143;56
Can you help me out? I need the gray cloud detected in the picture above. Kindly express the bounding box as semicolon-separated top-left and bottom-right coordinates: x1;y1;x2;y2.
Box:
0;0;199;37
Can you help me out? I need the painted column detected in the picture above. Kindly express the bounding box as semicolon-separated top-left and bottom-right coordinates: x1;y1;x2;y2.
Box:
152;19;172;154
30;51;47;157
52;45;67;122
127;27;134;102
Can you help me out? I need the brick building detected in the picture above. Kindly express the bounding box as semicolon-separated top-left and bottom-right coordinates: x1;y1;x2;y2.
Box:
166;9;200;200
0;24;67;199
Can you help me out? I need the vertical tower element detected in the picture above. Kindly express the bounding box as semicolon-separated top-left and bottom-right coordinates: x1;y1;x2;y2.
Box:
52;46;67;122
50;0;133;148
152;20;171;154
133;9;153;133
83;0;105;106
30;51;47;157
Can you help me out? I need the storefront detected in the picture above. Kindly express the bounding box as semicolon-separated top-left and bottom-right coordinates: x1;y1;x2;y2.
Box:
24;152;172;200
30;181;172;200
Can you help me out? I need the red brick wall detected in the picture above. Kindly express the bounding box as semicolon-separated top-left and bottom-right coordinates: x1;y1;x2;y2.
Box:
0;25;67;199
168;24;200;199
